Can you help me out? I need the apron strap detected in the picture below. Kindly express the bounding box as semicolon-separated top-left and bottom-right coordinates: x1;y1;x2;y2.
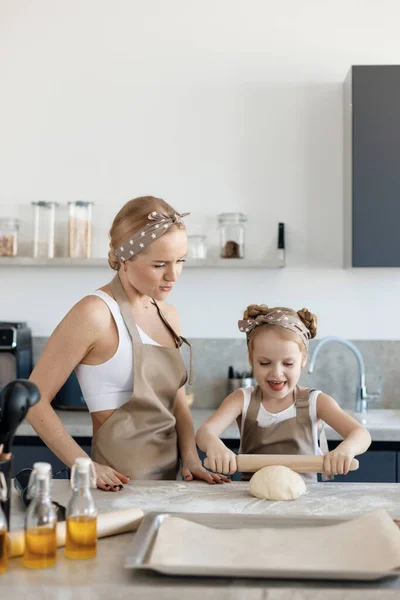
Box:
109;275;142;344
294;386;311;422
247;385;262;422
152;299;193;386
180;336;193;386
151;299;181;347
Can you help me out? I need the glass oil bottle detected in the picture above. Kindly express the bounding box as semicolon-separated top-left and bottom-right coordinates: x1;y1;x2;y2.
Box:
23;462;57;569
65;457;97;560
0;472;8;574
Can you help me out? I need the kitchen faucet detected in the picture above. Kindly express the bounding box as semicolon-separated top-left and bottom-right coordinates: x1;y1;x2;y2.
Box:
308;336;381;414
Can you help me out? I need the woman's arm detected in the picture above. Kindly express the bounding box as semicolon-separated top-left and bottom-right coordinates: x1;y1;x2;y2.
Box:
195;390;243;475
162;302;230;483
28;296;129;490
317;393;372;475
174;387;230;484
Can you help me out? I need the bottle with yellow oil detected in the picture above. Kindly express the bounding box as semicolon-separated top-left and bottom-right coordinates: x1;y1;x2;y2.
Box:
0;472;8;574
23;462;57;569
65;457;97;560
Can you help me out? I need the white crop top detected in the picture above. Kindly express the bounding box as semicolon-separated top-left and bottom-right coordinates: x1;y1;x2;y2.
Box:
75;290;160;413
239;386;324;456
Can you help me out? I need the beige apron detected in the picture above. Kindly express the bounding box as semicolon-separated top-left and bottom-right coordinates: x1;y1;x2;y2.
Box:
237;385;331;482
91;275;192;480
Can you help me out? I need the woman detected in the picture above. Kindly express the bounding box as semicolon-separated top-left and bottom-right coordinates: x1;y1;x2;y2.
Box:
28;196;229;490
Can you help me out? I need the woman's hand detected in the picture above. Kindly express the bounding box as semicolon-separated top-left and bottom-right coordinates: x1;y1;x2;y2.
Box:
323;448;355;476
181;456;231;485
204;440;238;475
93;462;130;491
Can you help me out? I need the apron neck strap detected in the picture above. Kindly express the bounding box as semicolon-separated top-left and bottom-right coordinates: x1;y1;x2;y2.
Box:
151;299;181;347
294;386;310;420
109;275;142;344
180;336;193;386
247;385;262;421
152;299;193;386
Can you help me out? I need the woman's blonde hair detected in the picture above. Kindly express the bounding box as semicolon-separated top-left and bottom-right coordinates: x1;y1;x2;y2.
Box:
108;196;185;270
244;304;318;364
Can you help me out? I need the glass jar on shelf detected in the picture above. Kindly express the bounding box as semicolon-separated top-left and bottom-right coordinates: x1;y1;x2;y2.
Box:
187;235;207;260
68;201;94;259
0;218;20;257
218;212;247;259
32;202;58;259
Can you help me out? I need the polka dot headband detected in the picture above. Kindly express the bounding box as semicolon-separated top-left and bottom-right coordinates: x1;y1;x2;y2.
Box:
238;308;311;352
115;211;190;263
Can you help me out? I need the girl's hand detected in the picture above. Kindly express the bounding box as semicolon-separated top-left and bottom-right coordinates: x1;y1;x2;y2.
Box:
181;457;231;485
204;441;238;475
323;449;355;476
93;461;130;491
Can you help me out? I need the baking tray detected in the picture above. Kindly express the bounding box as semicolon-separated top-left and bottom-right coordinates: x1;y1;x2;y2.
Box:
124;512;400;581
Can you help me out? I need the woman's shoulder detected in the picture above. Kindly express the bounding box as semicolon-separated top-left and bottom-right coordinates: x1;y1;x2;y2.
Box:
64;293;115;332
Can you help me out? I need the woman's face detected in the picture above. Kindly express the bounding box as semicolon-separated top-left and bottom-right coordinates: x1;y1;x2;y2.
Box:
124;228;188;300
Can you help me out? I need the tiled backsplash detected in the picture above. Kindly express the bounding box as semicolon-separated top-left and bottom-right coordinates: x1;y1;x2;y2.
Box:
33;338;395;411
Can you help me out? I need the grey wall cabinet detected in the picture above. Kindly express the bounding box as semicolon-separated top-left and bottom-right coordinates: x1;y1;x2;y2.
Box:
344;65;400;267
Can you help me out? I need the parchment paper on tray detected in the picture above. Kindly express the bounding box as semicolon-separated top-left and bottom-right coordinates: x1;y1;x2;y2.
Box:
149;509;400;576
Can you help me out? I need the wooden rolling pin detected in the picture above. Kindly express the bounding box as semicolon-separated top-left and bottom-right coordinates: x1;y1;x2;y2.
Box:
8;507;144;558
204;454;359;474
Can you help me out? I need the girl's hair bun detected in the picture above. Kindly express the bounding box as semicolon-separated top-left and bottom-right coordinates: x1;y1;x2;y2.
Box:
297;308;318;339
243;304;269;320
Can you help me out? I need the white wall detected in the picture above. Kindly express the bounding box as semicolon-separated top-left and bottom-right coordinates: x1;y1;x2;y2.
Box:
1;0;400;338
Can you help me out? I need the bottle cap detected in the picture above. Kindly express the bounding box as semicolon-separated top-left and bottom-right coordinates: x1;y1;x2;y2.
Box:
74;457;92;472
33;462;52;478
27;462;52;499
71;458;96;488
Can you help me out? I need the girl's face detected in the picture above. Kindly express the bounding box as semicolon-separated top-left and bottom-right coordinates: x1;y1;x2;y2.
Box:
251;327;306;400
123;228;187;300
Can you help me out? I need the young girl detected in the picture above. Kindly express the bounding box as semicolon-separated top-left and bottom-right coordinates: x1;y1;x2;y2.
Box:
196;304;371;479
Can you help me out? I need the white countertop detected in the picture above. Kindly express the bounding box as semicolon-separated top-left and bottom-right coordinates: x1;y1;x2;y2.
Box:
4;480;400;597
15;408;400;442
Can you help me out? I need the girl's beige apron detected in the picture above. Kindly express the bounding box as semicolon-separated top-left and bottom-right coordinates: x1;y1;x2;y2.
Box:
91;275;191;480
238;385;330;482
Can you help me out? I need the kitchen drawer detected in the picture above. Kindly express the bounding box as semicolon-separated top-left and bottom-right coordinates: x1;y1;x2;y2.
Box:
12;436;92;477
327;446;397;483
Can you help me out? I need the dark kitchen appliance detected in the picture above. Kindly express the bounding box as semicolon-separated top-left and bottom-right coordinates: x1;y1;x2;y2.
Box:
0;322;32;390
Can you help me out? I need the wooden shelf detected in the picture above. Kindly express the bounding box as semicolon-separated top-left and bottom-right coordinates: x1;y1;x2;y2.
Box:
0;256;285;269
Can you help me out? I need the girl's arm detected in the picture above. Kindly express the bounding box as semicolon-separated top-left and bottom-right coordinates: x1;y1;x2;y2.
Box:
174;387;230;484
195;390;243;475
317;393;372;475
28;296;130;491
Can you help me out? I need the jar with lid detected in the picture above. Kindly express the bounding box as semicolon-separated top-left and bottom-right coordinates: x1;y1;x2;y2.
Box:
187;235;207;260
218;213;247;258
0;218;20;257
32;202;58;259
68;201;94;259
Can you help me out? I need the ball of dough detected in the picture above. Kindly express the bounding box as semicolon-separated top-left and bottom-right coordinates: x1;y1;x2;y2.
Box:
249;465;306;501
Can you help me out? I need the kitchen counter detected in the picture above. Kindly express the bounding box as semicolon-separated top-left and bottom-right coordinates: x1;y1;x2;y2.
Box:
3;480;400;597
15;408;400;442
